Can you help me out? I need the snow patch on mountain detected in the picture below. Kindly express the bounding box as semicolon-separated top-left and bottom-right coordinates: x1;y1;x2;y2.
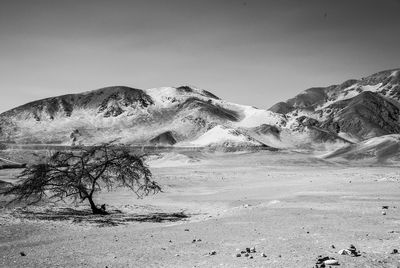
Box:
145;87;185;108
360;83;382;93
390;70;399;78
188;125;262;147
145;86;219;108
231;104;285;128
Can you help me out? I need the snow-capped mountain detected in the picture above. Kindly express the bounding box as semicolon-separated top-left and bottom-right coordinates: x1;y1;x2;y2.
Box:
0;85;284;148
1;68;399;149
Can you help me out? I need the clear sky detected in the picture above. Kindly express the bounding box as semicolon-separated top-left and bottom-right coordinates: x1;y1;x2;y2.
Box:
0;0;399;113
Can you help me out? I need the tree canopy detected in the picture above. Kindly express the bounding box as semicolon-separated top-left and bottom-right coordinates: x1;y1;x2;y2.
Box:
2;144;161;214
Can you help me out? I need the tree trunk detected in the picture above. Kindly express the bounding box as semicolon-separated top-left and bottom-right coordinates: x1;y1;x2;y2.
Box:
87;196;108;215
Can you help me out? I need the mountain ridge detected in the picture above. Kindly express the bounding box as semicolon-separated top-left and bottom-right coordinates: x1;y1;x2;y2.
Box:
1;68;399;149
0;85;285;147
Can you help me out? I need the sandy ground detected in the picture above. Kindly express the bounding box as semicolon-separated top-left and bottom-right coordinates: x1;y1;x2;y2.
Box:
1;150;400;267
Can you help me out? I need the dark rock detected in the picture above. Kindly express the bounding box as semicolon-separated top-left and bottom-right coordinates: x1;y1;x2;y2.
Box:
268;101;294;114
208;250;217;256
321;91;400;139
149;131;177;146
316;256;338;267
249;124;281;139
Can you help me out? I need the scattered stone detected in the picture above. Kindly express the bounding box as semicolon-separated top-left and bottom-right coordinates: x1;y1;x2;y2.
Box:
349;245;360;256
261;252;267;257
208;250;217;256
184;229;189;231
243;204;250;208
169;240;172;243
324;259;339;265
192;239;196;243
237;246;259;258
197;239;202;242
19;252;26;257
382;211;387;215
316;256;330;263
338;245;360;257
175;254;180;257
338;249;352;255
391;249;398;254
382;206;389;209
316;256;338;267
236;253;241;257
331;245;336;249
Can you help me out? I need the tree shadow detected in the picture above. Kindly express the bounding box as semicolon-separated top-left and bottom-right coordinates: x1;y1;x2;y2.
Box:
12;207;190;227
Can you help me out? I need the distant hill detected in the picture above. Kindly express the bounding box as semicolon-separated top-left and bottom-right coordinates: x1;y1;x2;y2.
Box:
269;68;400;142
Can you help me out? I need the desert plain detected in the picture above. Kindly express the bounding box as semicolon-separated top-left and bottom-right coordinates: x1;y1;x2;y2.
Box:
1;149;400;267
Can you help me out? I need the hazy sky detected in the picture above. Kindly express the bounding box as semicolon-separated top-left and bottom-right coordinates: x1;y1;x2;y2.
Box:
1;0;399;113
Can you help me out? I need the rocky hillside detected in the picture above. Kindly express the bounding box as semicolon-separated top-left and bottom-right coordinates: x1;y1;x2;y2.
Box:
0;85;284;147
269;68;400;142
1;68;399;149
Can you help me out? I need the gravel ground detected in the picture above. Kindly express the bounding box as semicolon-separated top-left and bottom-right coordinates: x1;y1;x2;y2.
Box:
1;151;400;267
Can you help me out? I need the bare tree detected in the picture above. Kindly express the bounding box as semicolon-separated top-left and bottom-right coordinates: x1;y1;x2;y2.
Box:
2;143;161;214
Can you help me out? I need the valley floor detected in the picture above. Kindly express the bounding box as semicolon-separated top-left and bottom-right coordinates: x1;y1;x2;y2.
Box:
1;150;400;267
